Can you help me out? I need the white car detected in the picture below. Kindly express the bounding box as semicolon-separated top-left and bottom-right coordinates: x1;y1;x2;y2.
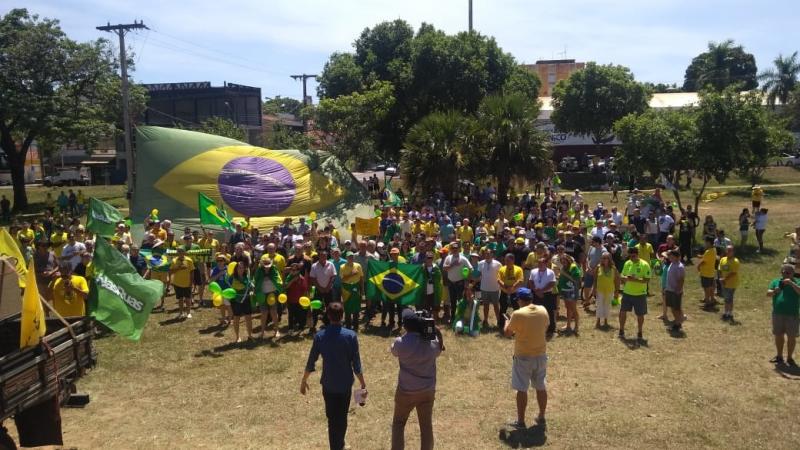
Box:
775;153;800;167
384;166;398;177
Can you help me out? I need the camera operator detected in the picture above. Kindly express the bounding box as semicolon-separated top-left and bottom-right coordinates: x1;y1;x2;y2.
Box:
390;309;445;450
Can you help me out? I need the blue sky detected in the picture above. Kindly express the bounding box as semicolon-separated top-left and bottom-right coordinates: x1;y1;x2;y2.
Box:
11;0;799;101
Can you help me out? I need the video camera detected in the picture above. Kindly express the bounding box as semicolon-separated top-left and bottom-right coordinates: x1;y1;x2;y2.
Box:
413;310;437;341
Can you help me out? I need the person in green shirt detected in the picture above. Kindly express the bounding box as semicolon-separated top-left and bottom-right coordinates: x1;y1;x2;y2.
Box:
619;247;651;343
557;254;583;335
768;264;800;366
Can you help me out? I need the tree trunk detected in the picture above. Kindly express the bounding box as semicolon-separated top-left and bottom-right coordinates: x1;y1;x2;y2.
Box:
692;176;710;216
496;174;510;206
0;130;30;211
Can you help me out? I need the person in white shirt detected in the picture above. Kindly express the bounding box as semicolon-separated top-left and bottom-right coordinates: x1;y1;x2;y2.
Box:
60;233;86;270
591;221;608;240
658;211;675;244
310;251;337;327
610;207;623;226
478;249;503;328
528;257;557;335
443;242;472;321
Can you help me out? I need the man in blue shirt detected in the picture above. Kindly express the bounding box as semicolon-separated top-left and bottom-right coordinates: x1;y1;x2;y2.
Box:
302;303;367;450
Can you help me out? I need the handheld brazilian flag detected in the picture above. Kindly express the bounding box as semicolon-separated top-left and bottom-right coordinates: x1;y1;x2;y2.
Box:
384;179;402;207
366;260;424;306
87;197;123;238
199;192;234;231
20;259;46;348
133;126;371;229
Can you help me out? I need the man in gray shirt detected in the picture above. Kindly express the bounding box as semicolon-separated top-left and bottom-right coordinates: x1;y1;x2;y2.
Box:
390;309;444;450
664;250;686;332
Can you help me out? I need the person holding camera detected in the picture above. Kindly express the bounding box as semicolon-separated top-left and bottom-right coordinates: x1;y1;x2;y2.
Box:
302;302;366;450
390;309;445;450
504;287;549;429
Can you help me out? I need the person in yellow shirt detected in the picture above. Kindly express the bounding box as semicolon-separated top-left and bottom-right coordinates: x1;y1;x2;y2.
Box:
16;222;35;248
457;219;474;246
718;245;740;321
170;247;195;319
50;225;68;258
635;234;654;265
498;253;524;324
423;219;439;238
751;185;764;211
340;251;364;330
697;236;717;308
52;263;90;317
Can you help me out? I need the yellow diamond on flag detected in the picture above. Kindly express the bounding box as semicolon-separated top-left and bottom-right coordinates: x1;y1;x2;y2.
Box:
369;266;420;301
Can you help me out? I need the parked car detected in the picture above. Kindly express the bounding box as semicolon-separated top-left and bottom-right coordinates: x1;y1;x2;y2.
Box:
385;165;399;177
559;156;578;172
43;168;90;187
775;153;800;167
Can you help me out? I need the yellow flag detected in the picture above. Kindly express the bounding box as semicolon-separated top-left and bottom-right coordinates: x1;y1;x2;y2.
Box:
0;228;26;288
20;259;46;348
355;217;380;236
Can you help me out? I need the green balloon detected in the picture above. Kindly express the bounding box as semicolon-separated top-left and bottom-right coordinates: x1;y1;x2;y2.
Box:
310;300;323;310
208;282;222;294
461;267;470;279
222;288;237;299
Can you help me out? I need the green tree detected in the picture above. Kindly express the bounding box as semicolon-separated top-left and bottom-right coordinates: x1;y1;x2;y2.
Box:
0;8;136;210
551;62;651;148
683;40;758;91
614;109;697;210
786;85;800;130
758;51;800;108
478;94;552;205
315;81;395;168
314;20;535;163
197;117;247;142
401;111;481;200
503;65;542;100
264;123;313;150
263;96;303;116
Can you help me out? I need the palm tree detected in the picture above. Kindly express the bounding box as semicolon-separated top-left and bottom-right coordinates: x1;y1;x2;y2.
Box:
759;51;800;107
697;40;737;90
401;110;480;200
478;94;552;205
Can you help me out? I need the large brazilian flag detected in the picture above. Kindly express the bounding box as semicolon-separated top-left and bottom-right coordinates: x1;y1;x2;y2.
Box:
133;126;371;228
366;260;425;306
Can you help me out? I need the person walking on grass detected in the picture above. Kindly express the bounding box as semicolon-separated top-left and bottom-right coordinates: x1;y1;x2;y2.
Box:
769;265;800;367
719;245;740;322
557;254;582;335
664;250;685;332
302;302;366;450
619;247;651;343
504;287;550;429
591;252;619;329
698;236;717;309
170;247;195;319
754;208;768;253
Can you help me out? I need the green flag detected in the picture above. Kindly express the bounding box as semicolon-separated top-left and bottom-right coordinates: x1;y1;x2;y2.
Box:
384;179;402;207
89;237;163;341
86;197;123;238
198;192;234;231
366;260;424;306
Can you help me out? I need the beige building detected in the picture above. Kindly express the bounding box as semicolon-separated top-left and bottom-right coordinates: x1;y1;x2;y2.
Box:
524;59;585;96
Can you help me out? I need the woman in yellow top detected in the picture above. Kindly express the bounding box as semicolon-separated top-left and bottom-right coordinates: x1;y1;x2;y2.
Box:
591;252;620;329
52;263;90;317
339;252;365;330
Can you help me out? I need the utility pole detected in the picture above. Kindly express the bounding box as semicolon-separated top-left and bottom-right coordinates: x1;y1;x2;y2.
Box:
468;0;473;32
290;73;317;131
97;20;148;208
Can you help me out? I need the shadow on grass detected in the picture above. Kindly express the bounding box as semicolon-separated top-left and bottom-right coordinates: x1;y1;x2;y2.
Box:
619;336;648;350
198;323;228;335
736;246;779;262
498;423;547;448
775;365;800;380
158;317;185;326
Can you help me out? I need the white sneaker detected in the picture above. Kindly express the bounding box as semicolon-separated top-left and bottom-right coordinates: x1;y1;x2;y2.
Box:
186;313;192;319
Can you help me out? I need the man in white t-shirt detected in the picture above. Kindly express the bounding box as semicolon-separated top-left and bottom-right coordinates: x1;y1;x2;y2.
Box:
310;250;337;327
478;249;503;328
443;242;472;321
60;232;86;270
528;257;557;335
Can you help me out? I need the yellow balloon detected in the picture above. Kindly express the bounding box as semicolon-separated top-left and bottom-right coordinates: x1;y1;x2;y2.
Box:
299;296;311;308
267;294;276;306
227;262;236;277
309;211;317;221
278;293;288;304
152;208;159;216
212;293;223;307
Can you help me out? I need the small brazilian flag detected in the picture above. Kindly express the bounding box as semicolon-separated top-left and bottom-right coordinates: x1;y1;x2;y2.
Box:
366;260;424;306
199;192;234;231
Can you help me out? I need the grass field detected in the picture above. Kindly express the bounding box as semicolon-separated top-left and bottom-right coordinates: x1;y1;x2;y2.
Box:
13;170;800;449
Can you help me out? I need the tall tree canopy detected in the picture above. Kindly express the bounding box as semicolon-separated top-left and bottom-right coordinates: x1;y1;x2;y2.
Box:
0;8;145;210
682;40;758;92
758;51;800;107
314;20;539;165
197;117;247;142
263;96;303;116
550;62;651;146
